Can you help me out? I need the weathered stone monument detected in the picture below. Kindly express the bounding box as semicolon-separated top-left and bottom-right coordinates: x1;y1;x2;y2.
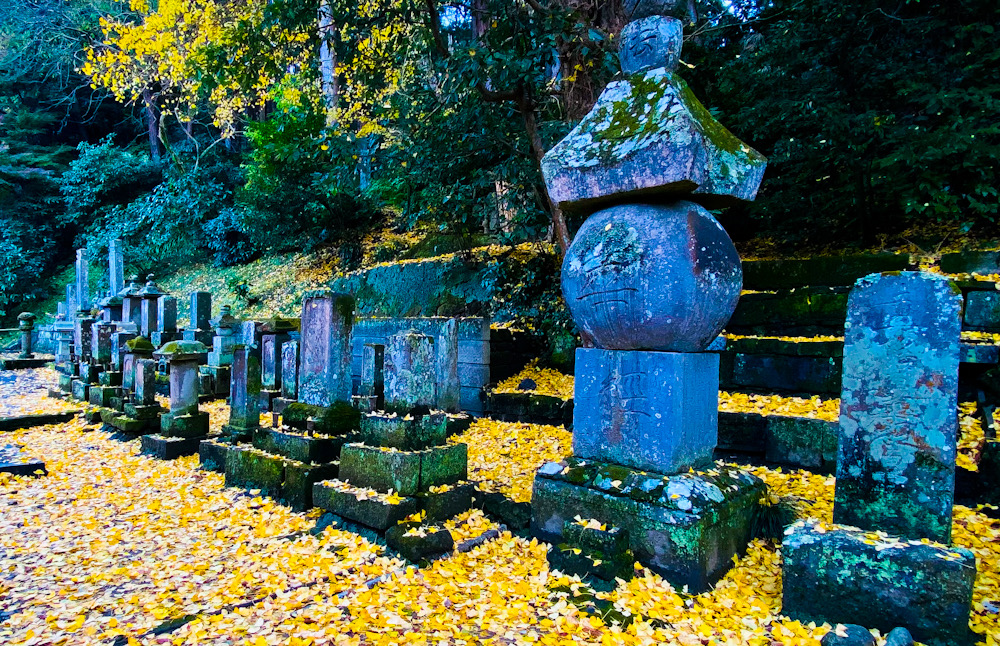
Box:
273;338;299;414
220;345;262;442
99;239;126;322
312;328;471;559
200;305;240;397
182;291;213;345
143;340;211;459
782;272;976;645
530;13;766;590
75;248;90;315
101;336;161;435
202;294;358;512
354;342;385;412
120;276;144;331
138;276;164;339
151;296;181;347
17;312;36;359
258;316;299;411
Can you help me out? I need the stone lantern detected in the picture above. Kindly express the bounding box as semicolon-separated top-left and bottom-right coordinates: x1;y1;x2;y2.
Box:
16;312;36;359
143;340;211;459
530;14;767;591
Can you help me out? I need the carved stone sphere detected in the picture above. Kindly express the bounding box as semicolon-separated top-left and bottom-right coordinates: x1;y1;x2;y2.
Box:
561;201;742;352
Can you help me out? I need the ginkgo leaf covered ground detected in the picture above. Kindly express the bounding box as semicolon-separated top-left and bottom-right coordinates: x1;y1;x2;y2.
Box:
1;374;999;645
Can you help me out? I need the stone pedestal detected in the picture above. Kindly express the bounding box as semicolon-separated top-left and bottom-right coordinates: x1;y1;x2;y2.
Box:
220;345;261;441
532;458;763;591
573;348;718;473
782;520;975;646
146;341;211;458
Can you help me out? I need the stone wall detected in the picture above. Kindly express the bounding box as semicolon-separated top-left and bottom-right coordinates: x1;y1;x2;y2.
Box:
352;317;491;414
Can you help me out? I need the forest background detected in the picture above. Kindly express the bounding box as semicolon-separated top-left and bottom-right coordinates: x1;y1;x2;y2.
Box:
0;0;997;331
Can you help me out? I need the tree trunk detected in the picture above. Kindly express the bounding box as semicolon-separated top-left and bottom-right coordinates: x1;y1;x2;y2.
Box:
142;89;161;162
318;0;338;126
517;91;572;254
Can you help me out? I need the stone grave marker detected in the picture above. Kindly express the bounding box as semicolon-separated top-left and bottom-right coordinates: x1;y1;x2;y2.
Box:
298;292;354;408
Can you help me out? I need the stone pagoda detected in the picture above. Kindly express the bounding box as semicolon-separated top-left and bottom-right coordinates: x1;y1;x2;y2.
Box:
530;13;767;591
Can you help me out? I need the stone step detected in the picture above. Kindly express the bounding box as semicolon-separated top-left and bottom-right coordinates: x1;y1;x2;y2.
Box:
221;443;340;511
338;442;467;497
312;479;419;530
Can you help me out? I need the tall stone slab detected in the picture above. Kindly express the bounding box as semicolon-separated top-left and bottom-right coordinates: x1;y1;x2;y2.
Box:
108;239;124;298
281;340;299;400
65;284;77;317
158;297;178;332
224;345;261;437
298;293;354;408
134;359;158;406
833;271;962;544
361;343;385;399
384;331;436;412
191;292;212;330
91;321;114;365
75;248;90;313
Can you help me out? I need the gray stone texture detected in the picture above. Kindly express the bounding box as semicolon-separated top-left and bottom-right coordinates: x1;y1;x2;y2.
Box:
140;298;159;339
834;271;962;544
384;331;437;412
540;59;765;211
436;318;461;412
74;316;95;362
531;459;764;593
158;296;178;332
350;317;489;414
782;519;975;646
299;293;354;407
281;340;299;399
191;292;212;330
228;345;261;431
108;239;124;299
360;343;385;401
619;16;682;75
261;331;293;391
91;321;114;365
963;290;1000;331
573;347;718;474
134;359;157;406
75;248;90;313
166;358;201;417
561;202;742;352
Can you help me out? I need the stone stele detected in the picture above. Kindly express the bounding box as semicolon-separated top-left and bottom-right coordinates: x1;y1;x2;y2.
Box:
833;271;962;544
541;16;766;213
561;201;742;352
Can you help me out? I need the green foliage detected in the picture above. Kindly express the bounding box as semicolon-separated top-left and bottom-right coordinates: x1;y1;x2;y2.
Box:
689;0;1000;244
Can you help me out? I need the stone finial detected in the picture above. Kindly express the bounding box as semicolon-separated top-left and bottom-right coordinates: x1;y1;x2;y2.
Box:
138;274;164;297
619;16;682;75
17;312;37;328
211;305;239;333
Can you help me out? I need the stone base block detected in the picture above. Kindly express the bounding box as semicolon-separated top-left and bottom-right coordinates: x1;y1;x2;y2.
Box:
225;445;286;498
272;397;294;415
312;479;418;530
339;443;468;496
416;482;475;522
199;439;231;472
99;371;123;387
259;389;281;411
89;385;120;408
161;411;210;438
219;424;257;443
360;412;447;450
782;519;976;646
531;458;763;593
717;411;838;473
352;395;379;413
0;412;79;432
71;379;89;402
183;329;214;345
140;434;209;460
386;522;454;562
0;358;50;370
283;460;339;511
207;351;233;367
479;491;532;529
46;388;67;400
84;408;104;424
58;374;73;393
573;348;719;474
254;427;352;464
125;403;163;421
283;402;360;436
0;444;45;477
78;363;100;383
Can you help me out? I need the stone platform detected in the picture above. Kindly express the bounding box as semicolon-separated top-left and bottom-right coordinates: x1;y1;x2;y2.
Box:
0;444;46;477
782;519;976;646
0;357;52;370
140;434;209;460
531;458;763;592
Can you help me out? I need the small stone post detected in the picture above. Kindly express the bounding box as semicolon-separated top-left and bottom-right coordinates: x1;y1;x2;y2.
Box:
222;344;261;441
17;312;36;359
154;341;210;438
